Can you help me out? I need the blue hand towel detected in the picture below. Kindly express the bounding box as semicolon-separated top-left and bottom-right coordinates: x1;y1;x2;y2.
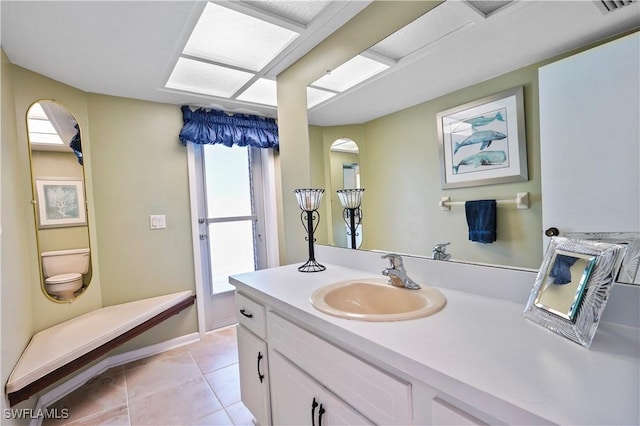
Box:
465;200;497;244
549;254;579;285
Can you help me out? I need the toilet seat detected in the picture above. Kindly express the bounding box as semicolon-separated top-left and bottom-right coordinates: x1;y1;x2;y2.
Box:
46;273;82;285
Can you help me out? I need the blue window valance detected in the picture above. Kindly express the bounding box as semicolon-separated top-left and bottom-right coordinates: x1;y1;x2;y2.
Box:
179;105;279;148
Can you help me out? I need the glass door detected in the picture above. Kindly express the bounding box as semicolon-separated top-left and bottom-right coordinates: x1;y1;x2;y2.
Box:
191;143;270;331
202;144;267;293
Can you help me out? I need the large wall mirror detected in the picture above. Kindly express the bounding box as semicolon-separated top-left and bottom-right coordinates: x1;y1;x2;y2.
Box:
328;138;362;249
26;100;92;303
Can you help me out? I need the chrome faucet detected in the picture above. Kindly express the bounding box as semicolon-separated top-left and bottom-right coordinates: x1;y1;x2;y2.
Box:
380;254;421;290
432;242;451;261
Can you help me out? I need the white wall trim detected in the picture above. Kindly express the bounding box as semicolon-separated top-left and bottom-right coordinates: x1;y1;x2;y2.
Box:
262;148;280;268
29;332;200;426
186;143;207;337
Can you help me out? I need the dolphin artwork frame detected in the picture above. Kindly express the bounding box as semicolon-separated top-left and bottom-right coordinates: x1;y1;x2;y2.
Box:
436;86;528;189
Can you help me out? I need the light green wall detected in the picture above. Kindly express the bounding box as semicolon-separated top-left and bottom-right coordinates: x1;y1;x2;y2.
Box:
311;66;542;268
1;60;198;405
1;49;36;416
308;125;328;246
87;93;197;351
9;64;103;331
31;150;90;254
360;68;542;268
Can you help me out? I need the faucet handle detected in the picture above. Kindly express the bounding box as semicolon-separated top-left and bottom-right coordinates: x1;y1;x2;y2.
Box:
433;242;450;251
381;253;404;269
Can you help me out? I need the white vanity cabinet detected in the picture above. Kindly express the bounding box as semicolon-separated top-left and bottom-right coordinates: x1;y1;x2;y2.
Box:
235;293;270;426
231;261;640;426
267;311;412;425
235;289;492;426
269;351;371;425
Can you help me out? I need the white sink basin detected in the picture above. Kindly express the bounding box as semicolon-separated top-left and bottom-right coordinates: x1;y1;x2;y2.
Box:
310;277;446;321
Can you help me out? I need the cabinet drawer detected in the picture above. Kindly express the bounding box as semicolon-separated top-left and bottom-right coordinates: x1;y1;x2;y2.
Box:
235;292;266;339
268;311;412;425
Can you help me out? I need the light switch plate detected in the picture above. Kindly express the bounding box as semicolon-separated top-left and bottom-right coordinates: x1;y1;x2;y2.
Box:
149;214;166;230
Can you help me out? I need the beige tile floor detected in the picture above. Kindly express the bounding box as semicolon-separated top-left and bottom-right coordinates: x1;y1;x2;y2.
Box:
43;325;254;426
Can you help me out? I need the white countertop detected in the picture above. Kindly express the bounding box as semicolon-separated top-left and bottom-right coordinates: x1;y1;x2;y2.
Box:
230;263;640;425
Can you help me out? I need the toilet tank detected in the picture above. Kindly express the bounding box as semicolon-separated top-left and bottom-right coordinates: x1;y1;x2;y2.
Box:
41;248;90;278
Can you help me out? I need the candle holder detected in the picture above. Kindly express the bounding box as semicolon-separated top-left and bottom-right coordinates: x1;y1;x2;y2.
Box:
337;188;364;249
294;188;325;272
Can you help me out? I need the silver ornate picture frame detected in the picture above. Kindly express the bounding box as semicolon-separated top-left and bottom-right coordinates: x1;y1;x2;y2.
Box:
436;86;528;189
523;237;627;348
565;232;640;285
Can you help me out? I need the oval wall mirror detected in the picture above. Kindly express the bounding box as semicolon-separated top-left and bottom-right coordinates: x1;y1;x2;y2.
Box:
26;100;92;303
329;138;363;248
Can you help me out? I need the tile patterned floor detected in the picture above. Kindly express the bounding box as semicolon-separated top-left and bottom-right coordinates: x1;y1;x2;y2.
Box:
43;325;253;426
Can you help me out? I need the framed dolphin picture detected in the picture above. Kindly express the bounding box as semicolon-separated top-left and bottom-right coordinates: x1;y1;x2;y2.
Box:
436;86;528;189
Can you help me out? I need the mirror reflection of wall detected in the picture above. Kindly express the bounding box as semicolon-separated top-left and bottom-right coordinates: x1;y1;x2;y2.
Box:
27;100;92;303
329;138;362;248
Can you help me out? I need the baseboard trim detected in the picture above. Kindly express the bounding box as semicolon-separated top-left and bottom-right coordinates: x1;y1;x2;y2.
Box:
211;317;237;331
29;332;200;426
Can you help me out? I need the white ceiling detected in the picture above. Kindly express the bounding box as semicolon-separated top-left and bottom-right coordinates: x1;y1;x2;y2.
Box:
2;1;638;126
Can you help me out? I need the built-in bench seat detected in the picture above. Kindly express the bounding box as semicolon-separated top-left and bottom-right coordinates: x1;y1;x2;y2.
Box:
6;290;195;406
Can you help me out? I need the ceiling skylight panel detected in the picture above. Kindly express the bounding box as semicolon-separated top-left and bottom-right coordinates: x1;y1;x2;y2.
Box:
310;55;389;92
244;1;331;25
27;105;64;145
237;78;277;106
369;3;473;61
27;118;57;135
166;57;254;98
307;86;336;108
330;138;359;153
182;2;299;72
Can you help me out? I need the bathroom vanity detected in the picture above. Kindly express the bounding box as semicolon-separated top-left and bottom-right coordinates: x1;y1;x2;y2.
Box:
231;248;639;425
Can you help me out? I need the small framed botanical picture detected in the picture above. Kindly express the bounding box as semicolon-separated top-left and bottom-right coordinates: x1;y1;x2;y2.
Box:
35;177;87;229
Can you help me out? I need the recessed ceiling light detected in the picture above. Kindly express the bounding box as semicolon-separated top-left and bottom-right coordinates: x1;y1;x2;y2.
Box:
183;2;299;72
166;57;254;98
237;78;277;106
310;55;389;92
307;86;336;108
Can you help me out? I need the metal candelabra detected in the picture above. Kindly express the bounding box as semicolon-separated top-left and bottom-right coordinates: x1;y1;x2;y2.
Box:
294;188;325;272
337;188;365;250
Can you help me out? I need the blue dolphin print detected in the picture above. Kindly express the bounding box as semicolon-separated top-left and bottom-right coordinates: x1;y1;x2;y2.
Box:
454;130;506;154
464;111;504;130
453;150;506;174
451;111;504;132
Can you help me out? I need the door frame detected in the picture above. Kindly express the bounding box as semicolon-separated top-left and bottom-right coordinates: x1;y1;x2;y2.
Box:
187;143;280;335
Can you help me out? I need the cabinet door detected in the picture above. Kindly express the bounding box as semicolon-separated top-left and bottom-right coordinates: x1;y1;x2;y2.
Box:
237;325;270;425
269;350;373;426
539;33;639;246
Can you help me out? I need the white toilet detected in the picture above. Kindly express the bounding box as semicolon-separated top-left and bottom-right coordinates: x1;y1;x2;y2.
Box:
41;248;90;300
